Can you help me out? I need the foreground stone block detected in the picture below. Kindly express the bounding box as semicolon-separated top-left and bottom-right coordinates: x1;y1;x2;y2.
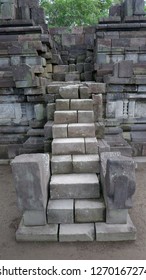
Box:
50;173;100;199
75;199;105;223
95;215;136;241
11;154;50;226
59;223;95;242
47;199;74;224
16;219;58;242
51;155;72;174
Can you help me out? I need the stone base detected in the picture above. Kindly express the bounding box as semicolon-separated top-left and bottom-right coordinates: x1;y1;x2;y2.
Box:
16;215;136;242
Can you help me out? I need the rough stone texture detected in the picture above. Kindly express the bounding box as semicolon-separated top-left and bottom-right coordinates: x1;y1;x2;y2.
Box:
47;199;74;224
56;99;70;111
54;111;77;124
95;215;137;241
78;111;94;123
52;138;85;155
68;123;95;138
53;124;68;138
59;223;95;242
50;173;100;199
100;152;136;211
16;219;58;242
73;154;99;173
59;85;79;99
11;154;50;225
75;199;105;223
51;155;72;174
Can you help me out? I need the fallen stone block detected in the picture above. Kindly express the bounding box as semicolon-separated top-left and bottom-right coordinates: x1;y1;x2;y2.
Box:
95;215;136;241
59;223;95;242
47;199;74;224
16;219;58;242
75;198;105;223
11;153;50;226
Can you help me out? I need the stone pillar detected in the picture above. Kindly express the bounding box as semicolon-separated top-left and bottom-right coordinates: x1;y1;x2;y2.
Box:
11;153;50;226
100;152;136;224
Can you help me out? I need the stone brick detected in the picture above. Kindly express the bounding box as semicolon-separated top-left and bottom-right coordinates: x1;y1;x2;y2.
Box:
34;104;45;121
59;85;79;99
68;123;95;138
53;65;68;73
59;223;95;242
54;111;77;124
98;140;110;153
79;86;90;99
11;154;50;226
56;99;70;111
85;137;99;154
65;73;80;82
44;121;53;139
53;124;68;138
78;111;94;123
73;154;99;173
52;138;85;155
92;94;103;121
95;215;136;241
23;210;46;226
118;60;133;78
50;173;100;199
47;199;74;224
51;155;72;174
106;209;128;224
75;199;105;223
47;103;55;121
16;219;58;242
70;99;93;110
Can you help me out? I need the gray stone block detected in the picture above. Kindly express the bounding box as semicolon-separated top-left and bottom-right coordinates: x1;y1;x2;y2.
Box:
47;103;55;121
106;209;128;224
79;86;90;99
11;153;50;212
68;123;95;138
65;73;80;82
52;138;85;155
73;154;100;173
70;99;93;111
118;60;133;78
85;137;99;154
47;199;74;224
23;210;46;226
53;124;68;138
16;219;58;242
59;85;79;99
34;104;45;121
54;111;77;124
51;155;72;174
95;215;136;241
44;121;53;139
56;99;70;111
50;173;100;199
59;223;95;242
75;198;105;223
98;140;110;153
78;111;94;123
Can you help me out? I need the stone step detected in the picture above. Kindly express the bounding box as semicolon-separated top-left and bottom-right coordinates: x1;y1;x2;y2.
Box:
68;123;95;138
47;199;74;224
56;99;93;111
59;223;95;242
51;154;100;174
54;111;77;124
52;138;85;155
50;173;100;199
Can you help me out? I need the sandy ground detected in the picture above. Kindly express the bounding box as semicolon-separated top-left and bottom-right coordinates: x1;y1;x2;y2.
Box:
0;162;146;260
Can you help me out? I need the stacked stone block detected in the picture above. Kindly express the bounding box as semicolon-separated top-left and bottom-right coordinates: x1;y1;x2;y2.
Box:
95;0;146;156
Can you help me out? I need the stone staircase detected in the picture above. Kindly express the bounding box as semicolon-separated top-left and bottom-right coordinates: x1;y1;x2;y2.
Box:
47;86;105;241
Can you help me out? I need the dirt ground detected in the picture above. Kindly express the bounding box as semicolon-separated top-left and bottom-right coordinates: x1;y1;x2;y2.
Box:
0;162;146;260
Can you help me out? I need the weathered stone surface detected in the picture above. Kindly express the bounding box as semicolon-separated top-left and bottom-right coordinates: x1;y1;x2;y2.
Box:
47;103;55;121
56;99;70;111
70;99;93;110
100;152;136;210
68;123;95;138
34;104;45;121
95;215;136;241
23;210;46;226
52;138;85;155
85;137;99;154
53;65;68;73
11;153;50;213
16;219;58;242
73;154;99;173
59;223;95;242
51;155;72;174
75;199;105;223
78;111;94;123
53;124;68;138
54;111;77;124
44;121;53;139
47;199;74;224
118;60;133;78
92;94;103;120
106;209;128;224
59;85;79;99
98;140;110;153
50;173;100;199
